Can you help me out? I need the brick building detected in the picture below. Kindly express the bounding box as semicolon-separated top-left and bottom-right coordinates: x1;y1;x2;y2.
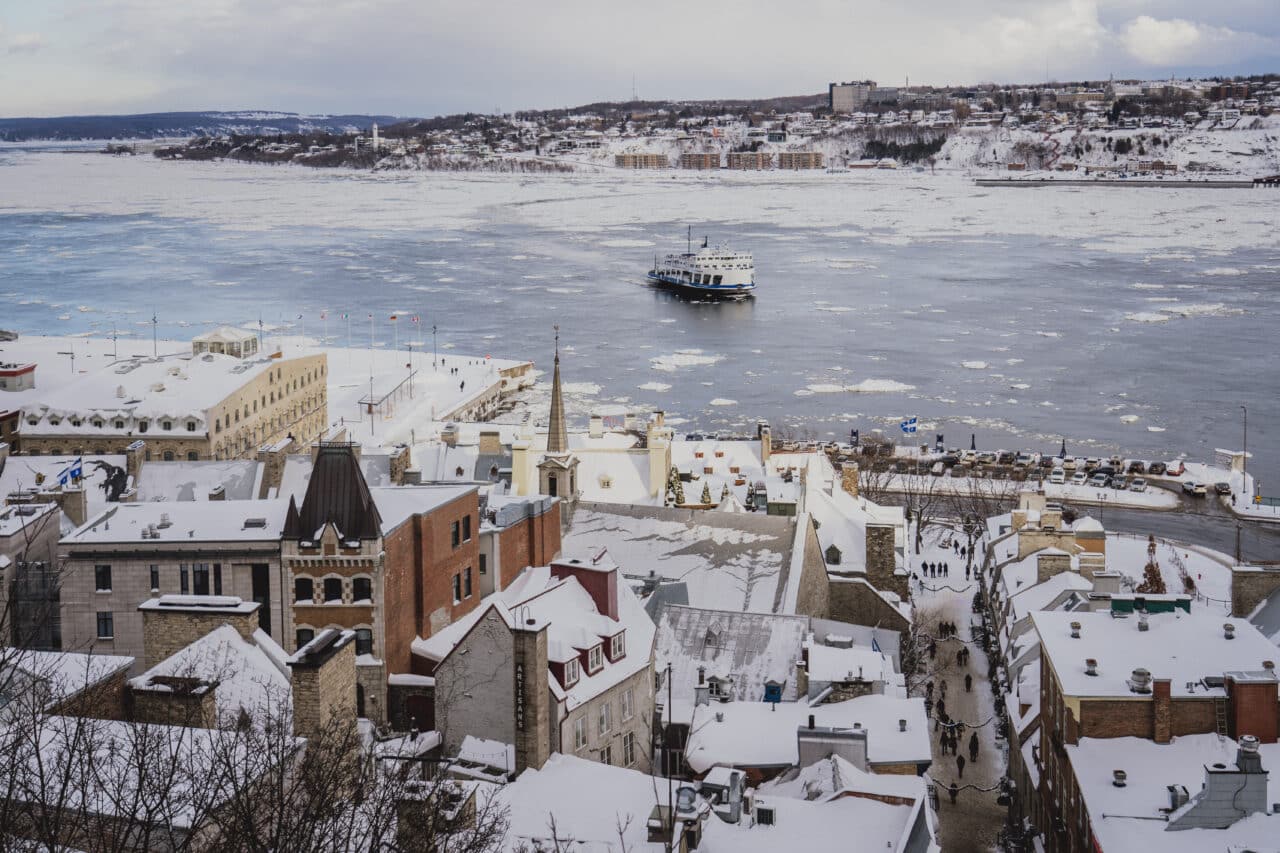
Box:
777;151;824;169
1026;607;1280;852
679;152;720;169
477;494;561;596
282;442;488;725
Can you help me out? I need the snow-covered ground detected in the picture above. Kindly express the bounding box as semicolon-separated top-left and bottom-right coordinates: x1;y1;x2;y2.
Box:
876;471;1178;510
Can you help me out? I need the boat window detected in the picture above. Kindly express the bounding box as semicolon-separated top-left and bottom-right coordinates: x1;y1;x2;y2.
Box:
714;275;723;285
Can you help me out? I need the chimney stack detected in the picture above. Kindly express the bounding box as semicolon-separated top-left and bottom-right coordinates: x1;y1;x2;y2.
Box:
1070;621;1081;639
1224;622;1236;640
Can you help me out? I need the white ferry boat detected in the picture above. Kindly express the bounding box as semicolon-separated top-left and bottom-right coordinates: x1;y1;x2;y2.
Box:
647;230;756;299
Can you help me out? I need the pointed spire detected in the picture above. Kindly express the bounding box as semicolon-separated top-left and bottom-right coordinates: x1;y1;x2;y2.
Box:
547;325;568;455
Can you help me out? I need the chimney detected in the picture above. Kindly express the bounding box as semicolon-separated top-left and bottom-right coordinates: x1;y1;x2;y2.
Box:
1112;769;1127;788
588;416;603;439
1090;571;1123;597
55;486;88;529
1168;733;1269;830
549;556;618;621
898;718;907;732
698;665;705;685
125;439;146;483
1224;622;1236;640
1070;621;1081;639
288;628;357;743
1153;678;1172;744
137;596;261;670
478;430;502;456
759;422;772;465
512;616;550;775
1085;658;1098;676
808;714;815;730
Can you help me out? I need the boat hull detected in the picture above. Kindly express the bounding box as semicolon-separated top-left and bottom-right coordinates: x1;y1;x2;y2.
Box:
646;272;756;299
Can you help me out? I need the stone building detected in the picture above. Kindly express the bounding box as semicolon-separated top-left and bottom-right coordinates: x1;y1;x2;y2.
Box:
18;335;327;462
58;500;289;663
412;554;656;776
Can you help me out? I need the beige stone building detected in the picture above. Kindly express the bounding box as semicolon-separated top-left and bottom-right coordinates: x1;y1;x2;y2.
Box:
18;333;327;462
57;499;289;665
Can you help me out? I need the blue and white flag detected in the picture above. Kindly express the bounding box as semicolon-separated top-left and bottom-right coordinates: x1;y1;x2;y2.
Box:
900;417;918;435
69;457;83;480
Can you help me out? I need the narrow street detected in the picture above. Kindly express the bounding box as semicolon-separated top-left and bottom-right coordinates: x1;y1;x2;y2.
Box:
909;524;1008;852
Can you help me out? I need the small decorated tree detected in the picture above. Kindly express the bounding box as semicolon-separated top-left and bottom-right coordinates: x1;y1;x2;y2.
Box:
701;482;712;505
721;484;730;501
1135;534;1167;594
667;466;685;506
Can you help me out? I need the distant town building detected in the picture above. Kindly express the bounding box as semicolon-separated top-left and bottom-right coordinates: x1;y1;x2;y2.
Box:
777;151;824;170
614;153;669;169
829;81;877;113
191;326;259;360
679;152;720;169
726;151;772;170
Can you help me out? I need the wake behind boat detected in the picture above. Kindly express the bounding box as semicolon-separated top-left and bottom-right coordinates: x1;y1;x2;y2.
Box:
647;228;756;299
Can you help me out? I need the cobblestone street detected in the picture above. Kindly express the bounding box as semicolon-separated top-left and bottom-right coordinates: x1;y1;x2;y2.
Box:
910;525;1009;852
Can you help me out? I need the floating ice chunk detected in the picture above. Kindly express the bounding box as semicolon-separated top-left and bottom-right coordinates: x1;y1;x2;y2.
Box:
961;361;989;369
709;398;737;406
638;381;672;392
846;379;916;393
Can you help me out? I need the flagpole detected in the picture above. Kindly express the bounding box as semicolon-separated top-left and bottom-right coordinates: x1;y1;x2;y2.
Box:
393;315;399;353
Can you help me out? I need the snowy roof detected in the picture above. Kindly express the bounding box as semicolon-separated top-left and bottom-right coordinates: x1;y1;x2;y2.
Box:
277;451;397;502
761;753;928;804
62;499;289;545
564;504;795;614
682;694;930;774
132;459;263;502
573;451;656;505
654;605;808;703
0;502;59;538
1032;609;1279;698
497;753;665;853
1005;571;1093;624
457;735;515;774
1070;735;1280;853
21;350;286;426
413;563;655;712
698;783;924;853
368;484;476;535
0;649;134;710
804;641;897;688
0;453;123;533
130;624;290;726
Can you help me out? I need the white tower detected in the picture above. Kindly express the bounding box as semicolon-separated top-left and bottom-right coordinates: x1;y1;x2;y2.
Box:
372;123;380;151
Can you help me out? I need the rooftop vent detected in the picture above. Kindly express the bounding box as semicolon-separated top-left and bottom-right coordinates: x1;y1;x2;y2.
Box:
898;719;907;732
1224;623;1236;640
715;711;724;723
1265;661;1276;672
1138;612;1149;632
243;517;267;529
1070;621;1081;639
1168;784;1188;810
158;513;171;529
1113;769;1127;788
1128;667;1152;694
1085;658;1098;676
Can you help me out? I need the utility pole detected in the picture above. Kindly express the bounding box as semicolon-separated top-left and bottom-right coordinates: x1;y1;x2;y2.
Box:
432;325;438;371
151;312;158;358
56;350;76;375
1241;405;1248;498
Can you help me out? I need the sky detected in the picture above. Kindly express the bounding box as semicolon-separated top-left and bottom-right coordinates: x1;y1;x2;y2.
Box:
0;0;1277;118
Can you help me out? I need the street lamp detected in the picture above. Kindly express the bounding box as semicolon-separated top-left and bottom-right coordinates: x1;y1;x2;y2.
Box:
433;325;438;371
1241;405;1248;497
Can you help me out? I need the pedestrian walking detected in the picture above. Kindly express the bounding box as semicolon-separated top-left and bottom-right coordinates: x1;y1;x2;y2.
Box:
956;754;966;778
925;680;934;699
924;697;934;717
949;782;959;804
966;566;971;581
953;541;959;554
960;545;967;558
937;697;946;719
965;673;973;692
929;640;937;660
968;732;979;762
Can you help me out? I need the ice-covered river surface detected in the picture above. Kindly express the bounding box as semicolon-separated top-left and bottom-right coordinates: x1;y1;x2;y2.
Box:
2;146;1277;487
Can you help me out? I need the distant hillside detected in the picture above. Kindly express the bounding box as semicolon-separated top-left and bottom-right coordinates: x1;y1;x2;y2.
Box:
0;111;406;142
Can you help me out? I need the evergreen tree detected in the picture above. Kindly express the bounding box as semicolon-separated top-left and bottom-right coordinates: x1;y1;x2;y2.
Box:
1135;534;1167;594
701;482;712;505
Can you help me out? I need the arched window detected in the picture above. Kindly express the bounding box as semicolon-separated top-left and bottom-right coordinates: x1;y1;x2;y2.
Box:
352;577;372;602
162;450;175;461
294;577;314;603
323;577;343;603
355;628;373;657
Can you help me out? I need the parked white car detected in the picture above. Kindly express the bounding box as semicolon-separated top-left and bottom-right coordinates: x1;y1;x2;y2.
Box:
1071;471;1089;486
1050;468;1066;485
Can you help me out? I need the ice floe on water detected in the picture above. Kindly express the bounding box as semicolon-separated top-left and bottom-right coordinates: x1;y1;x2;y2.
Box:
1202;267;1245;276
1125;311;1170;324
546;287;584;294
1131;283;1165;290
600;238;654;248
1035;331;1061;338
637;381;672;392
1119;415;1140;424
815;304;854;313
651;349;724;372
1147;426;1166;433
846;379;916;393
961;361;989;369
709;398;737;406
1009;383;1030;390
1126;302;1243;323
804;383;847;394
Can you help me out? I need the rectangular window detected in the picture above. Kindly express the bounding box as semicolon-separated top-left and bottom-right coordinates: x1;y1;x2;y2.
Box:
564;658;580;686
464;567;472;598
355;628;373;656
602;744;613;766
296;628;314;650
479;553;487;576
149;564;159;591
180;564;189;595
324;577;343;603
589;645;603;673
622;688;634;721
611;633;626;660
574;717;586;750
96;612;114;639
213;563;222;596
452;573;461;603
451;521;461;548
598;701;612;735
623;731;636;766
94;565;112;593
193;563;210;596
463;514;472;541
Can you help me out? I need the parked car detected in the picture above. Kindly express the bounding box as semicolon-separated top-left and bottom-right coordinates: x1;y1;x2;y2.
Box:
1071;472;1089;486
1089;473;1110;488
931;462;946;477
1128;460;1147;474
1166;461;1186;477
977;451;998;465
1111;476;1128;491
1084;457;1101;470
997;450;1016;465
1130;478;1147;493
1027;468;1045;483
1182;481;1207;496
1148;461;1167;476
1050;468;1066;485
1062;456;1078;471
1096;465;1117;478
1215;482;1232;495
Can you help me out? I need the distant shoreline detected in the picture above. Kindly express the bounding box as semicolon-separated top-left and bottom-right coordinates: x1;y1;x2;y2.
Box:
976;178;1260;189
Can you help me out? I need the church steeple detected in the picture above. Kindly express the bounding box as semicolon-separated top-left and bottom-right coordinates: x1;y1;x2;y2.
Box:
546;325;568;455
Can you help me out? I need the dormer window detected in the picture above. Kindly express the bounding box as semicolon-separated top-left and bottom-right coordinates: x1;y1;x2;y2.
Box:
588;644;603;674
609;632;626;661
564;658;580;687
48;417;61;426
162;420;172;431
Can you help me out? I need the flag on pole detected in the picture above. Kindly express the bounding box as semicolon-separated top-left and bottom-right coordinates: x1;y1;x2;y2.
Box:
411;315;420;323
69;456;82;480
900;416;918;435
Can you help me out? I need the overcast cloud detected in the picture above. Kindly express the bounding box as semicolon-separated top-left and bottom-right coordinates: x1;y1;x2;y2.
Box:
0;0;1276;117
